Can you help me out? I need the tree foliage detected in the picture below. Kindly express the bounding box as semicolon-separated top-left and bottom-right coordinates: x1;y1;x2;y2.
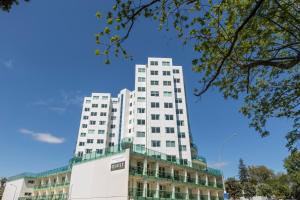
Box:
96;0;300;150
0;0;29;11
256;183;273;197
284;151;300;199
238;158;249;184
248;165;275;185
243;182;256;199
225;177;242;200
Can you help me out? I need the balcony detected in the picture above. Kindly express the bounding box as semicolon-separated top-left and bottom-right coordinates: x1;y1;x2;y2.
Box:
158;171;173;180
159;190;172;198
18;193;68;200
174;192;186;199
33;182;70;190
200;195;209;200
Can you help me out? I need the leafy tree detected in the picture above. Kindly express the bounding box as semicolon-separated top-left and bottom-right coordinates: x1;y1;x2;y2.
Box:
268;174;292;199
225;177;242;200
238;159;249;185
96;0;300;150
284;151;300;199
248;165;274;185
0;0;29;12
243;182;256;199
256;183;273;197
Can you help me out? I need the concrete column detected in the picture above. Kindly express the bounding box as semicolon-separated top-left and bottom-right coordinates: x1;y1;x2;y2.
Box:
197;189;200;200
195;172;199;184
184;170;187;182
143;181;147;197
172;185;175;199
214;177;217;187
216;192;219;200
205;175;209;186
143;159;148;176
155;182;160;198
155;162;159;177
207;190;211;200
171;166;174;178
185;187;189;200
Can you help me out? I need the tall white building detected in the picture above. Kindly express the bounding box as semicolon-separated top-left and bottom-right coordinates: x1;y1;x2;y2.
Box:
75;58;193;163
3;58;224;200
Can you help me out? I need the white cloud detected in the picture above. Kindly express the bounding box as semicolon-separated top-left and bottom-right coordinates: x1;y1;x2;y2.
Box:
209;161;229;169
20;128;65;144
2;59;14;69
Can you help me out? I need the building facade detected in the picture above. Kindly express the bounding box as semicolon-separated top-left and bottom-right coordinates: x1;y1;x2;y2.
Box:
3;58;224;200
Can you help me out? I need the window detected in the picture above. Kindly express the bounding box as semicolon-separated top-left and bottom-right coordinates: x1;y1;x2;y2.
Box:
86;100;91;104
98;130;105;134
79;142;85;146
163;81;171;86
138;77;145;82
93;96;99;100
137;119;145;125
151;102;160;108
137;97;146;102
177;120;184;126
84;108;90;112
90;120;96;125
162;61;170;66
109;142;114;147
24;193;32;196
27;180;34;184
137;108;145;113
82;124;87;128
99;121;106;125
92;104;98;108
151;140;161;147
176;109;183;114
138;68;145;73
175;98;182;103
174;78;180;83
163;91;172;97
110;124;116;129
138;87;146;92
175;88;182;93
166;141;176;147
173;69;180;74
151;91;159;97
136;144;145;151
136;131;145;137
111;116;116;120
101;104;108;108
87;139;93;144
91;112;97;116
96;149;103;154
83;116;89;119
77;151;83;157
150;61;158;66
151;127;160;133
97;139;104;144
150;70;158;75
80;132;86;137
165;127;175;133
164;102;173;108
109;133;115;137
167;155;176;162
163;71;171;76
100;112;107;116
165;114;174;120
88;129;95;134
86;149;92;154
150;80;159;85
112;108;117;112
102;96;108;100
179;145;187;151
151;114;160;120
178;132;186;138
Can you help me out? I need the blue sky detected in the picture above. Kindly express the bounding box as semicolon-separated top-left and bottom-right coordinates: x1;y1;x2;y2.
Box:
0;0;291;178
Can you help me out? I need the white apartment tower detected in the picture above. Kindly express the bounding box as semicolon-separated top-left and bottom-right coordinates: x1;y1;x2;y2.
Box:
75;57;193;163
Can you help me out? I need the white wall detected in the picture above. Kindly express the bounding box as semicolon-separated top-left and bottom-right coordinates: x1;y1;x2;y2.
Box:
70;149;130;200
2;178;34;200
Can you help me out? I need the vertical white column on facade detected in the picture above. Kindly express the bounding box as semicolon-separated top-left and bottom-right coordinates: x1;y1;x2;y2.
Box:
155;182;160;198
172;185;175;199
197;189;200;200
207;190;211;200
205;175;209;186
185;187;189;200
184;170;187;182
171;166;174;178
214;177;217;187
143;159;148;176
216;191;219;200
155;162;159;177
195;172;199;184
143;181;147;197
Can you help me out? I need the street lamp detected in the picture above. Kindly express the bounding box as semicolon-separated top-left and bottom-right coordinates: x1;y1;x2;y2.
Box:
10;184;17;200
218;133;239;196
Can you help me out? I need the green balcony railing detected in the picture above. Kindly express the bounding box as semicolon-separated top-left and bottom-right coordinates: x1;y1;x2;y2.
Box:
217;183;224;189
159;190;172;198
198;179;206;186
200;195;209;200
128;188;143;197
158;171;173;180
33;182;70;190
174;192;186;199
210;196;218;200
208;181;216;187
18;193;68;200
189;193;198;200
